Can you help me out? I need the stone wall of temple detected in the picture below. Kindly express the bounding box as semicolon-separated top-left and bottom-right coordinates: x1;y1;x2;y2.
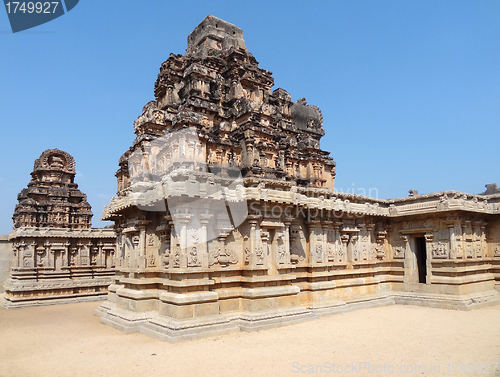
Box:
0;235;13;293
1;149;116;308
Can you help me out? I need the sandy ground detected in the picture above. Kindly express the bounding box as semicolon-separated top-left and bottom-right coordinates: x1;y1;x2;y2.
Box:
0;302;499;377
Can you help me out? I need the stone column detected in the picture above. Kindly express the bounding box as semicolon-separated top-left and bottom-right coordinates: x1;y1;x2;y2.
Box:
12;243;21;268
199;213;212;268
168;219;179;268
248;216;261;266
473;221;481;258
349;234;358;262
358;224;366;260
306;221;320;263
259;229;270;266
62;242;70;267
448;223;457;260
367;224;374;260
401;235;412;283
321;222;330;262
333;222;342;262
424;233;433;284
45;241;53;268
96;242;103;266
480;223;487;258
137;221;149;268
461;222;468;259
283;218;292;265
178;216;192;269
340;234;349;262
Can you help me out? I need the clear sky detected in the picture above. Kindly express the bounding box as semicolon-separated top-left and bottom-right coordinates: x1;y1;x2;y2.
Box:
0;0;499;234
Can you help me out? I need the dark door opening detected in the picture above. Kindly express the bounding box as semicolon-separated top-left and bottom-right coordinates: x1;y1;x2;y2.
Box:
415;236;427;283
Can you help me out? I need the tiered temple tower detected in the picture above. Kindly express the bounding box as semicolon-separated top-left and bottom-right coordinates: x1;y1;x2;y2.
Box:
96;16;500;341
1;149;116;307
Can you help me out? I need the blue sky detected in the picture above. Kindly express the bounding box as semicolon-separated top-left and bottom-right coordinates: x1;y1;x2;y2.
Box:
0;0;499;234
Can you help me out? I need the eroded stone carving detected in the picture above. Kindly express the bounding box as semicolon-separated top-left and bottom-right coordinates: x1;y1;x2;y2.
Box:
2;150;116;308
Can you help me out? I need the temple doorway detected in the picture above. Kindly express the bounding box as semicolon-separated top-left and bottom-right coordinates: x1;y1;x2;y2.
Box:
415;236;427;284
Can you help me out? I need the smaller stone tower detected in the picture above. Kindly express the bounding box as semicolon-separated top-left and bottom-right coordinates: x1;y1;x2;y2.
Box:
1;149;116;308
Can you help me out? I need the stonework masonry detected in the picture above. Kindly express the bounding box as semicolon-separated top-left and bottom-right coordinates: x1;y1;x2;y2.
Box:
92;16;500;342
1;149;116;308
0;235;13;293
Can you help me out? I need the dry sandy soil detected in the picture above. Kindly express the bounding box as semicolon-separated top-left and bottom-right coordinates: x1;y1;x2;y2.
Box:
0;302;499;377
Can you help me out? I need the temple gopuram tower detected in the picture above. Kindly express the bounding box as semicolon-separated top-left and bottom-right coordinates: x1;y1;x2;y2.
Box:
1;149;116;308
96;16;500;341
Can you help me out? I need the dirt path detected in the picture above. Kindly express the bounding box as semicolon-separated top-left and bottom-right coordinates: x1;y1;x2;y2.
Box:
0;302;499;377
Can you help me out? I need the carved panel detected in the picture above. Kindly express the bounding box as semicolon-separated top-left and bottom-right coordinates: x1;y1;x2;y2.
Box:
431;242;449;259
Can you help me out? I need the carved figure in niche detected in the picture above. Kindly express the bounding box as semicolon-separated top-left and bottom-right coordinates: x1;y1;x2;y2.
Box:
132;235;140;248
466;243;473;258
162;252;170;267
361;244;368;260
327;244;334;261
315;243;323;262
494;245;500;257
244;247;250;263
148;234;155;246
254;246;264;264
48;154;65;169
146;254;155;266
431;242;448;259
172;248;180;267
375;244;385;260
227;249;238;264
393;245;405;259
337;246;345;261
278;244;287;263
188;246;201;266
209;248;220;266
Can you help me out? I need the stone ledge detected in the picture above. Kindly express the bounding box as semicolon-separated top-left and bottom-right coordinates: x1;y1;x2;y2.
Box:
94;290;500;342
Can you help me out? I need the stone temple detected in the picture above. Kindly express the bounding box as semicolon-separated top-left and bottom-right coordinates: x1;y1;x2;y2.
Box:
89;16;500;341
1;149;115;307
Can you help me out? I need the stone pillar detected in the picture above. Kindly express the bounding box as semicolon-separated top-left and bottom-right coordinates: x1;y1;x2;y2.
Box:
283;218;292;265
461;222;468;258
358;223;366;260
480;223;487;258
17;242;26;268
217;231;229;266
349;234;358;262
168;219;180;268
306;220;320;263
199;213;212;268
341;234;349;262
448;223;457;260
62;242;70;267
248;216;262;266
473;221;481;258
97;242;104;266
401;235;411;283
321;222;330;262
334;222;342;262
45;241;53;268
11;243;18;268
137;221;149;268
259;229;270;266
367;224;374;260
